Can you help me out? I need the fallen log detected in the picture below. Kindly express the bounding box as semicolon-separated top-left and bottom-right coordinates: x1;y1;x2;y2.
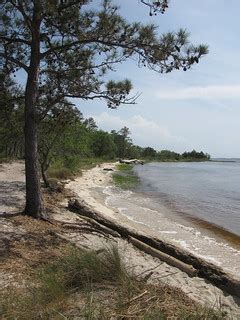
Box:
129;237;197;277
68;198;240;298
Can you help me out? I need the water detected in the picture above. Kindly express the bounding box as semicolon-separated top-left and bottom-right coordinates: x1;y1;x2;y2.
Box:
103;161;240;277
134;161;240;237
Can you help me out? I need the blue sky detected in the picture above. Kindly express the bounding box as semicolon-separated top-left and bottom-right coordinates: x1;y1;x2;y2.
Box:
76;0;240;158
16;0;240;158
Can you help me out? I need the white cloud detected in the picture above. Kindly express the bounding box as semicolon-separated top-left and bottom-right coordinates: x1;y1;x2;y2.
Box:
155;85;240;100
94;112;186;150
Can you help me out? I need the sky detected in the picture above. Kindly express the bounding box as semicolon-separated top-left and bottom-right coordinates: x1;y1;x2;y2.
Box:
16;0;240;158
75;0;240;158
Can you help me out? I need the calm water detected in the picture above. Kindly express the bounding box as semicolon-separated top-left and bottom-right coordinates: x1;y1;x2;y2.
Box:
103;161;240;276
134;161;240;237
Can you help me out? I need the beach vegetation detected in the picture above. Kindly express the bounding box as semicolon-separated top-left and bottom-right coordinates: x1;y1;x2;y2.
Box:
1;244;230;320
113;172;139;189
142;147;158;159
116;163;134;171
90;130;117;159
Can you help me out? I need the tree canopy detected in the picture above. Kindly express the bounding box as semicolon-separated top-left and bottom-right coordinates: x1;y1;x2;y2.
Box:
0;0;208;218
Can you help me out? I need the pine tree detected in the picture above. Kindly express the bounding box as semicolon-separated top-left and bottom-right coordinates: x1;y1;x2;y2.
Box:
0;0;208;218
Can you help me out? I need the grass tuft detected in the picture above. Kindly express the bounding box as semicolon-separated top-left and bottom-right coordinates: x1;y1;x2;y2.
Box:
0;245;232;320
38;245;130;293
47;158;110;180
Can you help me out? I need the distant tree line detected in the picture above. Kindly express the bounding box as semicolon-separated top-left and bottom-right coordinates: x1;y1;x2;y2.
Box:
1;74;210;187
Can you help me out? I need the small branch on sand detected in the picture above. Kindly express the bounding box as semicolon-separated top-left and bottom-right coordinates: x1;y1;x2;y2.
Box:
123;290;148;306
136;263;163;278
0;212;22;218
62;216;121;238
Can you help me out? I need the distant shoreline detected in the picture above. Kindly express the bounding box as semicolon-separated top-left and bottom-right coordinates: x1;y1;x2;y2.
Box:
210;160;237;163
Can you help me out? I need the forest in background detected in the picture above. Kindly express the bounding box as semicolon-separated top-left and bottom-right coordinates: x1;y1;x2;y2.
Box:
0;73;210;187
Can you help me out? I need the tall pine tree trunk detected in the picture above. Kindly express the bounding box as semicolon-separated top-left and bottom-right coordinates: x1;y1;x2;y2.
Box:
24;8;46;219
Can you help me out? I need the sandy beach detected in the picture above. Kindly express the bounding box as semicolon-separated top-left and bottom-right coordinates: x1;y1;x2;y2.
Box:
64;162;240;317
1;161;240;317
0;161;25;215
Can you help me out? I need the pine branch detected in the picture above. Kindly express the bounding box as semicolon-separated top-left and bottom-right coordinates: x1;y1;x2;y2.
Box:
0;53;29;72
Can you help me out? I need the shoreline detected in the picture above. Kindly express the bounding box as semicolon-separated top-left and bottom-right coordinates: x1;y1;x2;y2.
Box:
65;163;240;283
63;162;240;315
65;163;240;277
181;213;240;250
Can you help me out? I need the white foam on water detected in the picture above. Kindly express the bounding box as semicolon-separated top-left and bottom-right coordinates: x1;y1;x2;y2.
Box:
159;231;178;234
118;207;127;214
173;239;190;250
195;254;222;266
101;184;240;277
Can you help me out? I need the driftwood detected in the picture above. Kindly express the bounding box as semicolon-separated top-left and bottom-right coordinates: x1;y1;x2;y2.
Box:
119;159;144;165
68;198;240;298
129;237;197;277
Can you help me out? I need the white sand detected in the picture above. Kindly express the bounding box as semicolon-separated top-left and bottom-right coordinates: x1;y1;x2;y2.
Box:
0;161;25;215
64;163;240;317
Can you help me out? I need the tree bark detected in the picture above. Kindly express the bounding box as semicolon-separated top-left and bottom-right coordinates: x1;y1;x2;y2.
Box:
24;4;46;219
